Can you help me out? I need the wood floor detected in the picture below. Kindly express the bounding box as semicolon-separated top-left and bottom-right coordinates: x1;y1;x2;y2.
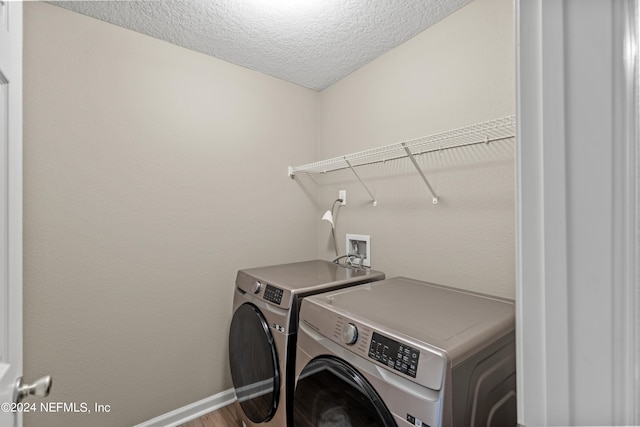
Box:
178;403;240;427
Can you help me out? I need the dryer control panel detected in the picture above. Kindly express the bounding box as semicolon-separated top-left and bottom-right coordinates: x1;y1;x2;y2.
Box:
369;332;420;378
236;271;293;309
263;284;284;305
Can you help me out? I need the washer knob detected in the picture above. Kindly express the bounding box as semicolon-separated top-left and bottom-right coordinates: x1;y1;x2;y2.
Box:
341;323;358;345
250;281;262;294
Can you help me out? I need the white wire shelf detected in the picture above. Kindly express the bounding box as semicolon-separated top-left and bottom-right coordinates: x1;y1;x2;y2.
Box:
288;115;516;206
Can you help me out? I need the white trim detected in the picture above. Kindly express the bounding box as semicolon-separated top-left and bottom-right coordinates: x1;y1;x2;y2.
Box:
235;378;273;403
133;389;236;427
516;0;571;423
517;0;640;425
629;5;639;425
0;2;23;426
612;1;639;423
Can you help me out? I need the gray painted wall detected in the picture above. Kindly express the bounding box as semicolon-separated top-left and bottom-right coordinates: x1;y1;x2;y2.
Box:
314;0;515;298
24;3;317;426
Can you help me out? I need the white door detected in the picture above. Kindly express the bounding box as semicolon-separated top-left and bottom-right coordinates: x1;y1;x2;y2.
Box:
0;1;22;426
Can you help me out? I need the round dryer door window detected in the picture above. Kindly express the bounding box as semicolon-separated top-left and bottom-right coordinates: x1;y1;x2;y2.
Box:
293;356;397;427
229;303;280;423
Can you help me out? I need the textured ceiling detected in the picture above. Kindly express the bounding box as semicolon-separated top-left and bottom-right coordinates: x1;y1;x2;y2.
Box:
50;0;473;91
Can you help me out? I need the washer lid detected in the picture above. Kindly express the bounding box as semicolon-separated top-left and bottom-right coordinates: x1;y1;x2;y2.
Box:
309;277;515;365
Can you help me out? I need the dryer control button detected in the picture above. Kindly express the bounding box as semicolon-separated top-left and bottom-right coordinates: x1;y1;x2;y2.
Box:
341;323;358;345
250;281;262;294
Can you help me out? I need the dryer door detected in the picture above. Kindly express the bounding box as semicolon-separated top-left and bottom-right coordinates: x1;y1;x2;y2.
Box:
229;303;280;423
293;356;397;427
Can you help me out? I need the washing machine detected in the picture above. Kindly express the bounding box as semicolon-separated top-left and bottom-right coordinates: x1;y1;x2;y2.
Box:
293;277;516;427
228;260;385;427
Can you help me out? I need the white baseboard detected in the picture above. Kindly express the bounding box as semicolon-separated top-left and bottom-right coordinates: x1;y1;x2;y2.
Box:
134;388;236;427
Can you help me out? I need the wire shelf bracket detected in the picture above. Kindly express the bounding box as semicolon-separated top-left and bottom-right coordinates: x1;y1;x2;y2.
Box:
288;115;516;206
402;142;438;204
344;159;378;206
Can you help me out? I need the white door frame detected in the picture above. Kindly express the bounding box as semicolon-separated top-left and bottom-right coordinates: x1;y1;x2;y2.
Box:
0;1;23;427
516;0;639;425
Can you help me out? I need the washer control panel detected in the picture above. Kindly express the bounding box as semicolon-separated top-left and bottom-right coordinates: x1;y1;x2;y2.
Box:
305;302;446;390
263;284;284;305
368;332;420;378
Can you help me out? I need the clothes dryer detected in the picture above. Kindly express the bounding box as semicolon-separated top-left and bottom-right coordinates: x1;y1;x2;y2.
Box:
228;260;385;427
293;277;516;427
